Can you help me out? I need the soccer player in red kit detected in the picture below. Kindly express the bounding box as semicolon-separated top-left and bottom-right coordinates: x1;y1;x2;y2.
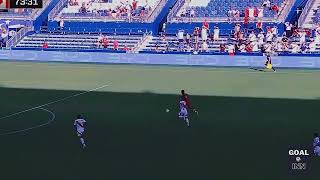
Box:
179;90;198;127
180;90;192;109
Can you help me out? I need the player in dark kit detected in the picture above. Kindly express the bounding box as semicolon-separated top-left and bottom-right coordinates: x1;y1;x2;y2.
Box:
264;54;276;72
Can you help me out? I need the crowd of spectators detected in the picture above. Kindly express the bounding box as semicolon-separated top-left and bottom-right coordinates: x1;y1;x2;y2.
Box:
96;33;130;51
66;0;153;21
156;20;320;54
176;0;281;22
0;22;10;48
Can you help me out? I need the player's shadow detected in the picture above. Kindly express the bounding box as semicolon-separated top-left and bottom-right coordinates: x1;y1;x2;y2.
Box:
0;86;319;180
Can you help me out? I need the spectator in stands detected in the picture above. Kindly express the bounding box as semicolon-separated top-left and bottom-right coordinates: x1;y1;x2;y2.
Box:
275;40;284;52
186;44;192;52
213;26;219;41
74;0;79;6
271;26;278;40
201;27;208;42
9;30;16;37
42;41;48;49
264;42;273;53
271;4;279;16
59;18;64;31
80;2;87;13
194;27;200;50
248;31;257;42
299;30;306;45
257;31;265;48
123;43;130;51
238;43;246;52
1;28;8;40
220;44;226;52
228;43;235;55
113;39;119;50
177;30;184;45
69;0;74;6
309;39;317;52
132;0;138;10
292;43;300;53
102;36;109;48
262;0;271;9
190;8;195;18
154;39;160;52
203;20;209;30
281;35;289;51
245;42;253;53
284;22;292;37
97;33;103;48
162;22;166;33
314;25;320;44
202;41;208;52
234;24;241;39
266;30;273;43
251;41;259;52
301;43;307;53
186;33;191;46
256;20;263;33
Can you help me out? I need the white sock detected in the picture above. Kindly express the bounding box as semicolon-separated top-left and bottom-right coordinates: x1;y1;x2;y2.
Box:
185;118;190;127
80;138;86;146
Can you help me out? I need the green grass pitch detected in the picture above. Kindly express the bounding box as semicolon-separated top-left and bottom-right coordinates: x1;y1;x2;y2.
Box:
0;61;320;180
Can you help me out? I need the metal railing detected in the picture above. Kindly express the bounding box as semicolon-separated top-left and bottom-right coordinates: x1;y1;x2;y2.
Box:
298;0;316;27
30;0;52;19
6;26;34;49
167;0;186;22
277;0;296;23
146;0;167;22
49;0;68;21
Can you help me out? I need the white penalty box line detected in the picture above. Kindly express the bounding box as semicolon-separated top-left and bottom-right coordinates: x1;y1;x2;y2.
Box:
0;83;112;121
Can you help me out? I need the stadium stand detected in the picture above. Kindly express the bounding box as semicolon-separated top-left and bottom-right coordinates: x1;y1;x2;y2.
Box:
168;0;294;22
298;0;320;28
14;33;144;52
0;0;54;48
49;0;166;22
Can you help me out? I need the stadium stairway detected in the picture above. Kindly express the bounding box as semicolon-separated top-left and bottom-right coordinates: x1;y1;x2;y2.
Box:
300;0;320;28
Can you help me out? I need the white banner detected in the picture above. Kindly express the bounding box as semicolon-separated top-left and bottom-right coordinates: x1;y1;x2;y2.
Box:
0;0;9;9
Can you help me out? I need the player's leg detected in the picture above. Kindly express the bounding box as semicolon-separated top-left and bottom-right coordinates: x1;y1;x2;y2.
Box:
183;109;190;128
77;129;86;148
314;146;320;156
184;117;190;128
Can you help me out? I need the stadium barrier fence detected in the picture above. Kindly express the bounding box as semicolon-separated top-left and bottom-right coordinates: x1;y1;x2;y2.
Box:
0;50;320;68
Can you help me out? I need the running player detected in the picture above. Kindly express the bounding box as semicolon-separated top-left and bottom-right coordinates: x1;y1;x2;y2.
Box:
265;54;276;72
178;99;190;128
178;90;198;127
180;90;198;114
74;115;87;149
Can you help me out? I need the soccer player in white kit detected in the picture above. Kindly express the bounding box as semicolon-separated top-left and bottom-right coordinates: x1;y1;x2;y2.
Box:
179;90;194;128
74;115;87;148
313;133;320;156
178;100;190;128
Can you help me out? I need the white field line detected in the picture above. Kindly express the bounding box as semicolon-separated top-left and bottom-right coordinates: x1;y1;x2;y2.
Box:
0;83;111;121
0;108;55;136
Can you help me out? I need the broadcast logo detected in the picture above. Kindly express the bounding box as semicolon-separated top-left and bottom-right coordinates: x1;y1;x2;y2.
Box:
288;149;310;174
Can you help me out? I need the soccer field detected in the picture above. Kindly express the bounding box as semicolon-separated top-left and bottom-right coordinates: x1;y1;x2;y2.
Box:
0;61;319;180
